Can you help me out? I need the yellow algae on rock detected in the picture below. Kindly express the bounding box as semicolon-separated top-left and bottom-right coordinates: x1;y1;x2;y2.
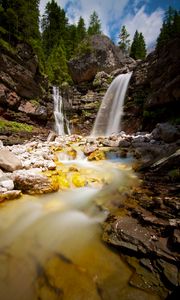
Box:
58;175;70;189
72;173;86;187
88;150;106;161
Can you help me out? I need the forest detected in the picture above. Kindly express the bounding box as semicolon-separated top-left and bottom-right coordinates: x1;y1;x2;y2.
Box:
1;0;179;85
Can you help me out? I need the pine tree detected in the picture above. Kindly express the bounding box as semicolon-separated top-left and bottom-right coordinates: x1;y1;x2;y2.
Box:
118;25;130;53
130;30;146;59
41;0;68;57
87;11;101;35
156;7;180;49
0;0;40;41
77;16;86;43
46;42;71;84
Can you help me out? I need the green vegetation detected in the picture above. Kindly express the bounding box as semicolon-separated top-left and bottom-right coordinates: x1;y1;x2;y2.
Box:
74;40;92;57
118;25;130;53
130;30;147;59
0;38;16;53
87;11;102;35
0;119;34;132
156;7;180;49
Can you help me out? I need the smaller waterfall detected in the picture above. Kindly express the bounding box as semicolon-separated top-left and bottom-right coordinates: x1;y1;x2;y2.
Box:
91;72;132;136
53;86;70;135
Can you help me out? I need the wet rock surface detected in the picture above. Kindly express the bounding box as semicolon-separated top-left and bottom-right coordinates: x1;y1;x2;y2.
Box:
0;126;179;298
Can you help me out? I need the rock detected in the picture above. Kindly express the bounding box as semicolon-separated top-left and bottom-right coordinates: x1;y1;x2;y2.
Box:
68;35;126;83
0;140;3;149
122;38;180;133
103;216;176;262
12;169;59;194
152;123;180;143
0;190;22;202
150;149;180;174
157;259;179;287
0;149;22;172
83;144;98;155
0;179;14;190
47;131;57;142
88;149;106;161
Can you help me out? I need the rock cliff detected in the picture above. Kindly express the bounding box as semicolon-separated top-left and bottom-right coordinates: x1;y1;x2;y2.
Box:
0;42;53;144
122;37;180;133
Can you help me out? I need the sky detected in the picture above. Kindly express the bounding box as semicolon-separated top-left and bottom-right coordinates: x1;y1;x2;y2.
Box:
39;0;180;49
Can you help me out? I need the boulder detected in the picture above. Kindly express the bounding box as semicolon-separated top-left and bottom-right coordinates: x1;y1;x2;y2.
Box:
12;169;59;194
0;149;22;172
152;123;180;143
0;190;22;202
68;35;126;83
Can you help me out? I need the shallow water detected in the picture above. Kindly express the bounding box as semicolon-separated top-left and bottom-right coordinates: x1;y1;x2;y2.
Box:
0;155;160;300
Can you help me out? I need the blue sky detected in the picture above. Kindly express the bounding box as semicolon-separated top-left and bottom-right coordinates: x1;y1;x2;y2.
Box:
39;0;180;48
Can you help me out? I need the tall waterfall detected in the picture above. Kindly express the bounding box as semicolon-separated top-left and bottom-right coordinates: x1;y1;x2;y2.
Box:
53;86;70;135
91;72;132;136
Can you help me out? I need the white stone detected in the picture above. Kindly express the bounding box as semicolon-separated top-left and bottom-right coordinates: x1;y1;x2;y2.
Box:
0;179;14;190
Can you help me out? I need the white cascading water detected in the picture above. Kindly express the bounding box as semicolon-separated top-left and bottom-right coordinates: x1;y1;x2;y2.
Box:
91;72;132;136
53;86;70;135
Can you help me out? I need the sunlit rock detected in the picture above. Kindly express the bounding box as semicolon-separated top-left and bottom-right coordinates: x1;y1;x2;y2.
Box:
0;148;22;172
88;150;106;161
12;169;59;194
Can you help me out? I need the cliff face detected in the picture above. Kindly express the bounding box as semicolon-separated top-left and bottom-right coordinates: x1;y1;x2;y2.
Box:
0;43;54;136
122;37;180;133
68;34;135;84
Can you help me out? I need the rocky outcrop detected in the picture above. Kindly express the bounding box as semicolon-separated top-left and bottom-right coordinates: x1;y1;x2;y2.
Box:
122;38;180;133
0;148;22;171
0;42;53;140
68;35;135;84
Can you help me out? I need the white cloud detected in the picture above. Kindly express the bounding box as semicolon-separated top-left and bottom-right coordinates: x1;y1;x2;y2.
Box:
122;5;164;47
39;0;130;36
39;0;164;48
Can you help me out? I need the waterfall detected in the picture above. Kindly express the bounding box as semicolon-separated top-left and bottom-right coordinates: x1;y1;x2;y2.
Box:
53;86;70;135
91;72;132;136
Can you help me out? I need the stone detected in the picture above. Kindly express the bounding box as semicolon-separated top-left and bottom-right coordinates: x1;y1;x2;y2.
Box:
68;35;126;83
47;131;57;142
0;179;14;190
12;169;59;194
152;123;180;143
0;149;22;172
0;190;22;201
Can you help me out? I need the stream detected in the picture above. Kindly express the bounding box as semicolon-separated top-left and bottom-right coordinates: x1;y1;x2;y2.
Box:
0;150;161;300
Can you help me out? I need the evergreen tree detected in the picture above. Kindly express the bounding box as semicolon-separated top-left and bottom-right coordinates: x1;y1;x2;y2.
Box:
130;30;146;59
66;24;78;59
46;43;71;84
41;0;68;57
77;16;86;43
156;7;180;49
87;11;101;35
118;25;130;53
0;0;40;42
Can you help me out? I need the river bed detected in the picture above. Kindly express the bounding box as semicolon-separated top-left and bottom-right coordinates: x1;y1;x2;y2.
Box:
0;153;161;300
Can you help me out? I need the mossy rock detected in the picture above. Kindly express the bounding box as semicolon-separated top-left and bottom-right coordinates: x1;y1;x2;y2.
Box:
72;173;86;187
88;150;106;161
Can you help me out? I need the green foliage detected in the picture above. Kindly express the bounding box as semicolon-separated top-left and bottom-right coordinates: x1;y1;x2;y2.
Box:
0;119;34;132
87;11;101;35
46;43;72;85
41;0;68;57
156;7;180;49
74;39;92;57
0;0;40;42
0;38;16;53
77;16;87;43
118;25;130;53
130;30;146;59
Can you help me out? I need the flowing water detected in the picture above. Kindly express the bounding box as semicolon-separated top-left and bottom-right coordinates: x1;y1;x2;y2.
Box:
0;150;160;300
53;86;70;135
91;73;132;136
